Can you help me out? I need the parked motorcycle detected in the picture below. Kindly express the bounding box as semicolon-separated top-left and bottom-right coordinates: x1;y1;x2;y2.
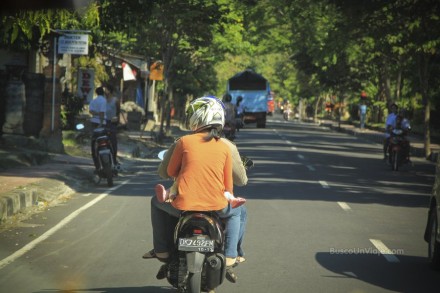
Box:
388;128;409;171
155;150;253;293
76;123;117;186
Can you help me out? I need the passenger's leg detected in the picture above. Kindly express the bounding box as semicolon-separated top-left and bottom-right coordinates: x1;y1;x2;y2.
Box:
237;205;247;258
150;196;180;256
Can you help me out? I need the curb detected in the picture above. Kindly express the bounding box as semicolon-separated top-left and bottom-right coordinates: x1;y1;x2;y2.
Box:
0;170;90;224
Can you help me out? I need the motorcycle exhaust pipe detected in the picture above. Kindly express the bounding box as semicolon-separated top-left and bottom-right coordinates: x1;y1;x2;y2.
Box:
205;254;226;289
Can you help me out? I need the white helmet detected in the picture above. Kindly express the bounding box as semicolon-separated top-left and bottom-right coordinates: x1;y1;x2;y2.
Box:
185;96;225;132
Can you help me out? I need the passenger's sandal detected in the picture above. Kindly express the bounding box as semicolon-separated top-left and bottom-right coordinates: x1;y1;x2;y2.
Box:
225;266;238;283
142;249;169;262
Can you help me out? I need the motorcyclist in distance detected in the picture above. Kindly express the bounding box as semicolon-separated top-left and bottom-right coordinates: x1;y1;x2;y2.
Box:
223;93;237;136
383;103;399;162
393;110;412;163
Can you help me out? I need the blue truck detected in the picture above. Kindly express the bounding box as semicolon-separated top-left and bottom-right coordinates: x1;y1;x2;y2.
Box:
227;69;270;128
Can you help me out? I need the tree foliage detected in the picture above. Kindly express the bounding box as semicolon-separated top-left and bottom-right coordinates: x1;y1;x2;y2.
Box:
1;3;100;50
2;0;440;154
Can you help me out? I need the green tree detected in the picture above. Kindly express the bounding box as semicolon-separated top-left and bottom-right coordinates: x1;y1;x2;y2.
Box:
1;4;99;49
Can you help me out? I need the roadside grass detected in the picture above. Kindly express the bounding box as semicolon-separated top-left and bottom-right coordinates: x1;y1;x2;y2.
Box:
62;130;89;157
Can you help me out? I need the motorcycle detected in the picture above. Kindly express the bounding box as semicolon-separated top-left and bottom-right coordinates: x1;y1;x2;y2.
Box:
76;123;117;186
155;150;254;293
283;109;292;121
388;128;409;171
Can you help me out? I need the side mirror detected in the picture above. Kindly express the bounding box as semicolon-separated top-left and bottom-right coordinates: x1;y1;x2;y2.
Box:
158;150;167;161
241;156;254;170
76;123;85;130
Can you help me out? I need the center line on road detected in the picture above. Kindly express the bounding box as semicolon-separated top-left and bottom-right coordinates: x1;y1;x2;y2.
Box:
291;146;297;150
0;179;131;270
337;202;351;211
306;165;315;171
369;239;400;263
319;181;329;188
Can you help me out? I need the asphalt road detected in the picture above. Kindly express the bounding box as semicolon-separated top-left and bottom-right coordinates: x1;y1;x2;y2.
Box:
0;113;439;293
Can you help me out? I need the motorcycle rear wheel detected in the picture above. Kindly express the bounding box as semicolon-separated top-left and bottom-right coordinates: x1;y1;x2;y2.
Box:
187;272;202;293
391;150;399;171
101;156;113;187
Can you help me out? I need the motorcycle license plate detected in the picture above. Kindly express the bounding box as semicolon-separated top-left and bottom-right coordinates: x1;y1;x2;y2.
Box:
178;237;215;252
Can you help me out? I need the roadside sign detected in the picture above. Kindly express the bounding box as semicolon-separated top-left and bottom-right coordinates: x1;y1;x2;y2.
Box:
58;34;89;55
149;61;164;81
77;68;95;102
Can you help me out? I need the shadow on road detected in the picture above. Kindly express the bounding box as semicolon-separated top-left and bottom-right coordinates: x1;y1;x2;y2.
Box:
36;285;176;293
315;252;440;292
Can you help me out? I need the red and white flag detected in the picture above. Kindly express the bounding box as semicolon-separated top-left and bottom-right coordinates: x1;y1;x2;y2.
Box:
122;62;136;81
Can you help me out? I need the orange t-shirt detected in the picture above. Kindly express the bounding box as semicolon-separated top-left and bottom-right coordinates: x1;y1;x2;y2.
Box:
167;132;232;211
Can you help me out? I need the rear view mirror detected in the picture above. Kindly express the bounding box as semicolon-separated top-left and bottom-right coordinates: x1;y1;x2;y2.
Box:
241;156;254;170
158;150;167;160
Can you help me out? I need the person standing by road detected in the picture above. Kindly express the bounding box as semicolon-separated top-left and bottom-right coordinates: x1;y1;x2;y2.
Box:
89;86;107;128
89;86;107;171
359;101;367;130
359;91;368;130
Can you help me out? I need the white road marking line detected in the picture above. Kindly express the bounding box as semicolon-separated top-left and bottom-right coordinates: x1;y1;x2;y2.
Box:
343;271;357;278
285;140;292;144
319;181;329;188
82;193;91;197
0;179;131;270
291;146;297;150
306;165;315;171
297;154;304;160
337;202;351;211
369;239;400;263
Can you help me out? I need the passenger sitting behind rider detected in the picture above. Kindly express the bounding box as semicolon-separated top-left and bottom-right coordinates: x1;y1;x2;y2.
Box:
144;96;248;283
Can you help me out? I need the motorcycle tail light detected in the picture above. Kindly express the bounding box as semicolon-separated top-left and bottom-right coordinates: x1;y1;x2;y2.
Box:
98;141;108;147
193;229;203;234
